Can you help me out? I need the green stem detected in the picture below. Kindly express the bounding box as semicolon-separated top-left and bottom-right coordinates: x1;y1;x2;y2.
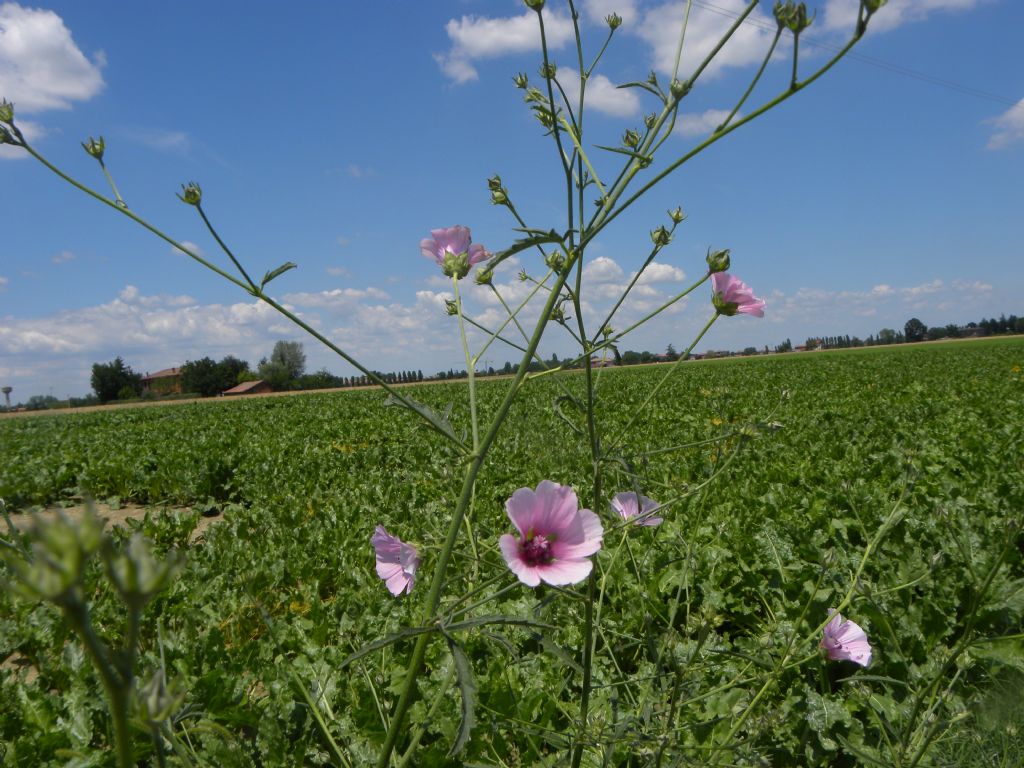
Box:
720;29;781;131
374;260;578;768
99;159;126;208
454;276;480;452
195;204;258;291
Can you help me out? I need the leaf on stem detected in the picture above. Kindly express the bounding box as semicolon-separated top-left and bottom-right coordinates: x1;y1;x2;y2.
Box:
444;632;477;756
260;261;298;290
383;395;461;447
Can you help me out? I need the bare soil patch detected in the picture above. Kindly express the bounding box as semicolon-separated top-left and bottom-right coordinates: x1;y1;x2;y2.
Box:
4;500;221;544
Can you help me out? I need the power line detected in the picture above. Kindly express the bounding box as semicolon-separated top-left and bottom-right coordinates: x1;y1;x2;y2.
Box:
689;0;1019;108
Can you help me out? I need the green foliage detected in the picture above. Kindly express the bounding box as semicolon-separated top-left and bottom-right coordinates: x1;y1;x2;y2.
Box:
90;357;142;403
2;339;1022;764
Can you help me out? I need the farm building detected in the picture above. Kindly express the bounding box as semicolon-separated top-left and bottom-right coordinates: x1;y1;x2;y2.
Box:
223;380;273;396
141;367;182;395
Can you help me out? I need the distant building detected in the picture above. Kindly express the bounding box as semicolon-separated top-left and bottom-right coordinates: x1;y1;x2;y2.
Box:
223;380;273;396
141;367;182;395
590;357;617;368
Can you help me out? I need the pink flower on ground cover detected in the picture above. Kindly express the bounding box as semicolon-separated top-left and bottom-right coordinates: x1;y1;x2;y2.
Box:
371;525;420;596
420;225;490;279
820;609;872;667
711;272;766;317
610;491;664;526
499;481;603;587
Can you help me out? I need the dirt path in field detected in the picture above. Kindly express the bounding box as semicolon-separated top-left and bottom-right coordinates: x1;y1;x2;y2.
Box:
4;501;221;543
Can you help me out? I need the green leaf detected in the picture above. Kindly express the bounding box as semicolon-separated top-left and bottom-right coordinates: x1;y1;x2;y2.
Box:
445;615;554;633
340;626;436;668
259;261;297;289
383;395;463;449
444;632;477;757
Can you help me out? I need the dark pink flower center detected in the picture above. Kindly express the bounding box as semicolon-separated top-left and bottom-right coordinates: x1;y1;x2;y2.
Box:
521;533;554;566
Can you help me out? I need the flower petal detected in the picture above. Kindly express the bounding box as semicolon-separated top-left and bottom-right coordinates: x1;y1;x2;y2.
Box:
538;557;593;586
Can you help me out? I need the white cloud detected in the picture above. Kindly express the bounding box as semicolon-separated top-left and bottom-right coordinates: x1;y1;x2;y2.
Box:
126;128;190;153
348;164;374;178
635;261;685;284
282;286;389;309
557;67;641;118
823;0;987;34
435;9;575;84
903;278;943;297
674;108;734;137
583;256;624;282
0;275;7;289
634;0;777;81
951;279;993;293
0;3;104;112
326;265;351;278
985;98;1024;150
871;284;893;296
172;241;204;257
51;249;75;264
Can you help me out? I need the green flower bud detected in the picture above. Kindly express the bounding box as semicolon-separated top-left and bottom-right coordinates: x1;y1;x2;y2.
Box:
0;507;105;602
491;188;508;205
539;62;557;80
0;99;13;123
606;13;623;30
0;125;13;145
525;86;547;104
650;225;672;248
513;72;529;89
669;207;685;224
706;248;731;273
442;250;471;280
670;79;690;100
550;305;567;323
863;0;886;15
601;324;614;339
104;533;184;610
545;251;567;273
487;174;503;192
81;135;105;160
475;266;495;286
622;128;640;149
518;269;529;282
647;71;659;86
134;668;186;725
534;108;555;129
445;298;459;316
524;0;545;10
177;181;202;206
644;112;657;130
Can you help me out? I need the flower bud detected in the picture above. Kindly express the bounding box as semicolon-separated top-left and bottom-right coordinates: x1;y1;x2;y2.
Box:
0;99;13;123
863;0;886;15
706;248;731;273
491;188;508;205
545;251;566;273
442;250;471;280
539;63;557;80
669;207;685;224
0;125;13;145
513;72;529;89
647;71;659;86
606;13;622;30
134;668;186;725
524;0;545;10
622;129;640;149
518;269;530;282
650;225;672;248
81;135;105;160
550;305;567;323
670;79;690;100
475;266;495;286
104;533;184;610
644;112;657;130
525;86;547;104
445;299;459;316
177;181;202;206
487;174;503;192
601;324;614;339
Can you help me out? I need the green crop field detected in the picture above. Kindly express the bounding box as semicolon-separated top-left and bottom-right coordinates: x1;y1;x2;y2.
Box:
2;338;1022;766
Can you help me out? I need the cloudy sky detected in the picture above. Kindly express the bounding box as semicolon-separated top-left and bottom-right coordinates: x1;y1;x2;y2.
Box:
1;1;1021;398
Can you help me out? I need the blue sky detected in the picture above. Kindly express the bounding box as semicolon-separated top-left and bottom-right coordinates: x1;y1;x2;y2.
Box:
1;0;1022;399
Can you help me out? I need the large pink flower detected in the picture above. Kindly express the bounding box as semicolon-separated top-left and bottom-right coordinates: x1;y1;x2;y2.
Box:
499;481;603;587
820;609;872;667
711;272;766;317
610;491;664;526
420;225;490;279
371;525;420;596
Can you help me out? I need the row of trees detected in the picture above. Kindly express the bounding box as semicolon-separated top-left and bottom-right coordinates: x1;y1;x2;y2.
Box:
801;314;1023;352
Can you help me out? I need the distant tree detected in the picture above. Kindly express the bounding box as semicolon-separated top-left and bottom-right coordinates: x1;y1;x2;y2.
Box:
944;324;961;339
927;326;948;341
666;343;678;360
878;328;898;345
259;360;294;391
217;355;250;386
25;394;60;411
904;317;927;343
743;346;758;356
269;340;306;380
91;357;142;403
180;357;221;396
1016;317;1024;334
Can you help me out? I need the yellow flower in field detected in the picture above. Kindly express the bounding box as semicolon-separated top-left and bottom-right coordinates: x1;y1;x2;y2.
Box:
1012;365;1021;374
710;417;723;426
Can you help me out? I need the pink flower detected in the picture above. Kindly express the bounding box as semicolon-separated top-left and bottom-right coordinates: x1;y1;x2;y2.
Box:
371;525;420;596
610;491;663;526
821;609;872;666
711;272;766;317
420;225;490;279
499;481;603;587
